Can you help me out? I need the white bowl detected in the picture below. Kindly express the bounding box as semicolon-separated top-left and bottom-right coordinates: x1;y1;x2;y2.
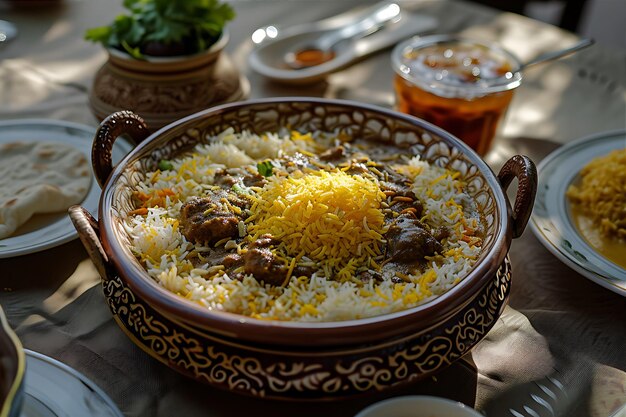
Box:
355;395;484;417
248;6;436;84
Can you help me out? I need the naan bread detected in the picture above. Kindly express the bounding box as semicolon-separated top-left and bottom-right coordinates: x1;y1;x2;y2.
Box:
0;141;92;239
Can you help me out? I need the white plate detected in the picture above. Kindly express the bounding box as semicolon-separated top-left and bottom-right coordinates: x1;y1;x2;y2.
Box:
248;3;437;84
0;119;133;258
354;395;482;417
20;349;123;417
530;130;626;296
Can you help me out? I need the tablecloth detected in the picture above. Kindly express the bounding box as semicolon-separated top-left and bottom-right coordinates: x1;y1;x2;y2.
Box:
1;1;625;416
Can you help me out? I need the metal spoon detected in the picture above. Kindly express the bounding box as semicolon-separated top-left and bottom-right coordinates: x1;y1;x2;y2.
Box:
0;20;17;46
475;38;594;82
284;2;401;70
517;38;595;73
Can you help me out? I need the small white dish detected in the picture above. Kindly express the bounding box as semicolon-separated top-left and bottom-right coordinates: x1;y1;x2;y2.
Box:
20;349;123;417
249;3;437;84
0;20;17;45
355;395;483;417
530;130;626;296
0;120;133;258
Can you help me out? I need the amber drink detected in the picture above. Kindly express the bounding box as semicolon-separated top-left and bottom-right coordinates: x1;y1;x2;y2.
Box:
391;36;522;155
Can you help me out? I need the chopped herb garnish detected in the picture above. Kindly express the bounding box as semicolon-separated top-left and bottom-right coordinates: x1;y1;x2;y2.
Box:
257;160;274;177
158;159;174;171
232;184;250;195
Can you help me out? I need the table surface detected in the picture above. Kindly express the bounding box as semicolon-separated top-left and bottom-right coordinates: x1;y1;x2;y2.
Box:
1;1;625;416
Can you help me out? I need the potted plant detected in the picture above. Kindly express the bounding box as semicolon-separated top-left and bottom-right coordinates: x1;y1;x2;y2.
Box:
86;0;247;130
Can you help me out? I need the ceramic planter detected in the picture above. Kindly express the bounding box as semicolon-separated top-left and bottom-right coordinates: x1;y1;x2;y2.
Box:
88;31;249;131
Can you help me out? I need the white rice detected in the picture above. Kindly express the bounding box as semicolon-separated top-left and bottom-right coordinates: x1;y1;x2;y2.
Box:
123;129;483;322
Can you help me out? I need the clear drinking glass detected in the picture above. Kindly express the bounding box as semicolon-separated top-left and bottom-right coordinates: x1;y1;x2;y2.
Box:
391;35;522;156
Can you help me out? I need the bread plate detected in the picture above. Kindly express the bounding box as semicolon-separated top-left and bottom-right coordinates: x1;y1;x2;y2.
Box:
0;120;133;258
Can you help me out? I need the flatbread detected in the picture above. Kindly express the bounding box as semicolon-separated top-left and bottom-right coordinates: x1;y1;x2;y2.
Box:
0;141;92;239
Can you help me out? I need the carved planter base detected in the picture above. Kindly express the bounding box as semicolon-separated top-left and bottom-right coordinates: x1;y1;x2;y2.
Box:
89;36;249;131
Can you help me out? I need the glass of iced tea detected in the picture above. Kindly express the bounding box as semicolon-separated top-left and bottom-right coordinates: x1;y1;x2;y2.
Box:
391;35;522;156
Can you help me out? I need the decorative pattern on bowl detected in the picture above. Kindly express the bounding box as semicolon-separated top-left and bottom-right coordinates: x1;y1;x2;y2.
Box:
102;257;509;399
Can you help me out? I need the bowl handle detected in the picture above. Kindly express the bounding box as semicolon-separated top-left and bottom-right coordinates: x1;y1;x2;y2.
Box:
93;110;150;188
68;205;111;282
497;155;537;239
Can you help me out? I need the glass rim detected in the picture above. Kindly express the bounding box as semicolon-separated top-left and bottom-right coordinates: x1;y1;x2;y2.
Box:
391;35;523;97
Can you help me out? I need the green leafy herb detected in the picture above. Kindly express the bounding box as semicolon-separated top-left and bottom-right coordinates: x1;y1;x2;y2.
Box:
257;161;274;177
121;40;144;59
158;159;174;171
231;184;251;195
85;0;236;58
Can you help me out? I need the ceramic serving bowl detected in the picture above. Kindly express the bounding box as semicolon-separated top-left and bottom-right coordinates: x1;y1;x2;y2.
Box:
0;307;24;417
69;98;536;400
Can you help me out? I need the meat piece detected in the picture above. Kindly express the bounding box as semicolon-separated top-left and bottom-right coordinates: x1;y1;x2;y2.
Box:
193;248;233;267
292;265;317;278
386;215;443;262
243;247;288;286
356;270;383;283
180;196;242;245
248;235;317;279
213;173;238;187
319;146;345;161
433;226;450;241
182;212;238;245
222;253;243;269
345;162;369;175
242;234;288;285
213;167;267;189
242;172;266;187
249;234;277;249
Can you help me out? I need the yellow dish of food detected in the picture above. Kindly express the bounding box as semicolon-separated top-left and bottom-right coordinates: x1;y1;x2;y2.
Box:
567;148;626;268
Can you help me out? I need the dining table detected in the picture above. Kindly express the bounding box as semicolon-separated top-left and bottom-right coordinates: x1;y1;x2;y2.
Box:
1;0;625;416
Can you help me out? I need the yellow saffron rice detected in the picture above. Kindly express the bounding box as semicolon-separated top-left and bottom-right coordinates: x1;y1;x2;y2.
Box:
567;149;626;239
247;170;387;280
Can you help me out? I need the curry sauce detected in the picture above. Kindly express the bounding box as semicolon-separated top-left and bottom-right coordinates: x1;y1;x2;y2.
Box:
570;206;626;269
